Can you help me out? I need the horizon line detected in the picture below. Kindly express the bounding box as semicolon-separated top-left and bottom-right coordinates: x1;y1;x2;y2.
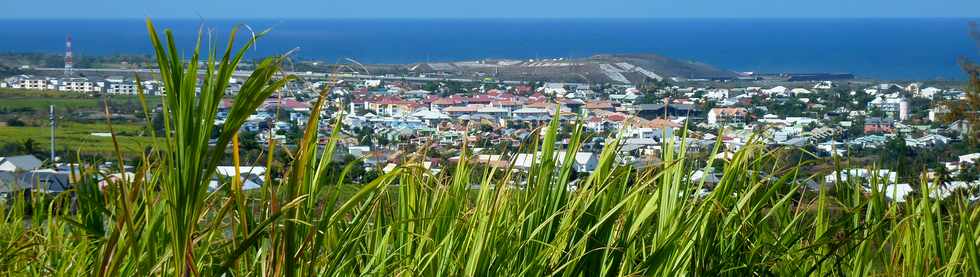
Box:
1;16;979;21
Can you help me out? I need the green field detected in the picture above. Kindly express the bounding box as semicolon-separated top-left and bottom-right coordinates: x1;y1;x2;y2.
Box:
0;88;162;113
0;89;163;156
0;122;158;156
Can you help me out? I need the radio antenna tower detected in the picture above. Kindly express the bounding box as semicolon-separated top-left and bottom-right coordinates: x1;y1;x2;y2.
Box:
64;35;73;77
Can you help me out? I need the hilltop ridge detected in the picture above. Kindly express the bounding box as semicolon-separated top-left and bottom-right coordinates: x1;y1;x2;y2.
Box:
401;53;740;83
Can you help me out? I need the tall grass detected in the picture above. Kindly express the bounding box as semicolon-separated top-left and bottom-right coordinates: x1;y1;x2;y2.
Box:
0;20;978;276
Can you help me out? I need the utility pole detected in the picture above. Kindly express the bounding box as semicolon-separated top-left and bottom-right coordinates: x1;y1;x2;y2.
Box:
50;105;55;163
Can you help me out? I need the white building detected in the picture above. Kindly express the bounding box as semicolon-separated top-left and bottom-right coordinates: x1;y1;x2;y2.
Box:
107;82;137;95
958;153;980;165
104;76;138;95
540;83;568;96
825;169;898;184
867;97;909;121
513;151;598;172
58;78;103;93
763;86;788;95
812;81;834;90
918;87;943;99
707;108;748;125
14;78;54;90
704;89;730;100
0;155;43;172
790;88;812;95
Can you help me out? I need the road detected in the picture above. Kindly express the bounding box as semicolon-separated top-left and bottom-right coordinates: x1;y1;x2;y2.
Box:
34;67;526;85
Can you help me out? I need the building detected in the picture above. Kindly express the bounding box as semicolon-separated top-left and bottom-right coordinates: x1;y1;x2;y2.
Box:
107;81;138;95
513;151;598;172
707;108;748;125
366;97;416;116
825;168;898;184
928;105;949;122
790;88;812;95
919;87;943;99
632;104;700;119
444;106;479;117
583;101;616;112
864;117;895;134
0;155;43;172
539;83;568;96
512;108;550;121
18;169;71;194
58;78;103;93
363;80;382;88
867;97;909;121
958;153;980;165
763;86;788;95
18;78;53;90
410;109;451;124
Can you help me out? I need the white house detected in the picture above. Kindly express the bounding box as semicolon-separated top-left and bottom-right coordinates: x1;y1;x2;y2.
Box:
958;153;980;165
215;166;266;178
540;83;568;96
812;81;834;90
882;183;914;202
513;151;599;172
764;86;788;95
348;146;371;157
704;89;730;100
825;169;898;184
790;88;812;95
919;87;943;99
0;155;43;172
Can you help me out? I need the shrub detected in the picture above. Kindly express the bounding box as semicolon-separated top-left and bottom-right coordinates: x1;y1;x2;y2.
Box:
5;118;25;127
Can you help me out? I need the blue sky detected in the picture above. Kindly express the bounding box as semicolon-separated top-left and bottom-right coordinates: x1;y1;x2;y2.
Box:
2;0;979;19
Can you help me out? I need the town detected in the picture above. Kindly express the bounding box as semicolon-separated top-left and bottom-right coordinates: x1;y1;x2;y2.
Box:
0;57;977;204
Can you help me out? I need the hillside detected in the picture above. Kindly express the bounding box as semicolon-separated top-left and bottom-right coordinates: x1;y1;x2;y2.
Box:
406;53;740;83
587;54;739;80
2;51;740;84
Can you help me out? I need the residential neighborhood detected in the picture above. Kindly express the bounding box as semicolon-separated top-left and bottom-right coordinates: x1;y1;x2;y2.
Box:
0;69;978;203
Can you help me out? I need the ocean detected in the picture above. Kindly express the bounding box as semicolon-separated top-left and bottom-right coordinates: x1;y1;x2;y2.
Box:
0;18;978;80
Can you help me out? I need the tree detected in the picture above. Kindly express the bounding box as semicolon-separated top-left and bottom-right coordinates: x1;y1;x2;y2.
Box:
151;112;166;136
285;126;303;144
482;83;500;91
883;135;914;177
941;22;980;145
847;118;865;138
935;165;953;186
342;155;368;182
768;99;806;117
868;105;888;118
5;118;25;127
422;82;439;92
806;122;819;131
22;138;40;156
239;131;261;151
636;93;661;105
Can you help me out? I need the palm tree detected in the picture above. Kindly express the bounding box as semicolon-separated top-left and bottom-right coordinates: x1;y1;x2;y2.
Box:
21;138;40;156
